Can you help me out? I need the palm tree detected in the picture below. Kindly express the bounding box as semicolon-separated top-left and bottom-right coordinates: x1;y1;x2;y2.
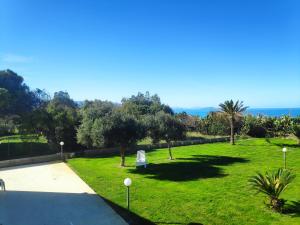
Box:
219;100;248;145
249;168;295;212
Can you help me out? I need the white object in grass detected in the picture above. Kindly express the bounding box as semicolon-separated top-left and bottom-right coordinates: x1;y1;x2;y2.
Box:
136;150;147;168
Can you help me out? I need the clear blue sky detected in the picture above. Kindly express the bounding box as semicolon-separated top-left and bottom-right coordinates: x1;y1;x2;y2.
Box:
0;0;299;108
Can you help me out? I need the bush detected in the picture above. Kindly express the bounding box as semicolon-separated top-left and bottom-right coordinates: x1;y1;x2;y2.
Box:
249;168;295;212
198;112;231;136
293;125;300;144
241;115;294;138
241;115;268;137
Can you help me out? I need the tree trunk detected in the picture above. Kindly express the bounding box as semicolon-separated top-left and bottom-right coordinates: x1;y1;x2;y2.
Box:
270;197;284;212
230;118;235;145
168;141;173;160
120;146;126;167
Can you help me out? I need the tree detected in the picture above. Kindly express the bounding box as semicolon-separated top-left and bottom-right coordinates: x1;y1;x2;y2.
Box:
219;100;248;145
77;100;117;148
0;70;43;134
19;89;51;136
121;92;173;118
91;111;145;166
200;112;232;136
45;91;79;151
143;114;161;144
0;88;9;109
175;112;201;131
0;69;36;117
249;168;295;212
293;125;300;144
155;112;186;160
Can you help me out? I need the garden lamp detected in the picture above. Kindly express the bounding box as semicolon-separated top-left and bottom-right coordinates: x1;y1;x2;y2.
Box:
124;178;132;210
60;141;64;160
282;147;287;169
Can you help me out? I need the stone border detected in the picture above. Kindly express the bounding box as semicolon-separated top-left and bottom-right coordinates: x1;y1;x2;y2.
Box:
0;154;61;168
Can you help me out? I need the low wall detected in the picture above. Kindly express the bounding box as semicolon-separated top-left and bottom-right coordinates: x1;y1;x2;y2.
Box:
0;154;61;168
83;137;230;157
0;137;230;167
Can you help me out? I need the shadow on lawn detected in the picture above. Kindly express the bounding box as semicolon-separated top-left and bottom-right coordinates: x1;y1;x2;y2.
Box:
154;223;203;225
236;139;300;148
284;201;300;217
265;138;300;148
102;197;155;225
129;155;249;181
103;197;204;225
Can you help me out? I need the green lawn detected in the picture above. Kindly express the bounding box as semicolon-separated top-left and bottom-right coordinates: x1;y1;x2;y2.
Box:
69;138;300;225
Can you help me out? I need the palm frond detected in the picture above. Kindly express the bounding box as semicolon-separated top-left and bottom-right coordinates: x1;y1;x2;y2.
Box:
249;168;295;199
219;100;248;116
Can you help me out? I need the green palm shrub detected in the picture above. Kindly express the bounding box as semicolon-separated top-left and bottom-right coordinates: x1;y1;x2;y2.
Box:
249;168;295;212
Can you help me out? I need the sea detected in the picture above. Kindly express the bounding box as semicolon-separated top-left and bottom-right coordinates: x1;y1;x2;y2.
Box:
173;107;300;118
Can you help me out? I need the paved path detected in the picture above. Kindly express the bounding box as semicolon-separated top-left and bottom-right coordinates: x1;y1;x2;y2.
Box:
0;162;127;225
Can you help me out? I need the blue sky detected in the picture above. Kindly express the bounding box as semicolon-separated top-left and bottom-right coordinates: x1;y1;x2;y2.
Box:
0;0;299;108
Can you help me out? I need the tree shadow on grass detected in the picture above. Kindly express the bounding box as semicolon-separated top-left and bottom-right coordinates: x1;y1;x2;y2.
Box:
154;223;203;225
283;201;300;217
102;196;156;225
129;155;249;181
236;143;271;147
103;196;204;225
265;139;300;148
237;139;300;148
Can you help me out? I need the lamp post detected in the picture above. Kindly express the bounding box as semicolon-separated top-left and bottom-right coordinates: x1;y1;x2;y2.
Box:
124;178;132;210
60;141;64;160
282;147;287;169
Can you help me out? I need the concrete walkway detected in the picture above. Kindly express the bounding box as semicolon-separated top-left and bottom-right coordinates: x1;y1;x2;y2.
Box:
0;162;127;225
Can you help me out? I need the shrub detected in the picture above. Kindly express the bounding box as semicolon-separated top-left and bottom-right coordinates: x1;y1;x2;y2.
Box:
249;168;295;212
274;116;294;137
293;125;300;144
241;115;267;137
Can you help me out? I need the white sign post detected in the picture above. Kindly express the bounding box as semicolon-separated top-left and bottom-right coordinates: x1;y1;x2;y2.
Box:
136;150;147;168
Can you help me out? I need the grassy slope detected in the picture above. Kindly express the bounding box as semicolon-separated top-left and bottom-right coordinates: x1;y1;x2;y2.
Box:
138;132;225;145
69;138;300;225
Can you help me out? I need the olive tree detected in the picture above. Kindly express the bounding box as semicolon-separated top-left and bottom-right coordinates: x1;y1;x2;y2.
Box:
151;112;186;160
45;91;79;151
91;111;145;167
121;91;173;118
77;100;117;148
0;69;36;117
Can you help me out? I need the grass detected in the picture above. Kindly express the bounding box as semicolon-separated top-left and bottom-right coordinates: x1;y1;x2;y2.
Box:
68;138;300;225
138;132;225;145
186;131;225;139
0;134;54;160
